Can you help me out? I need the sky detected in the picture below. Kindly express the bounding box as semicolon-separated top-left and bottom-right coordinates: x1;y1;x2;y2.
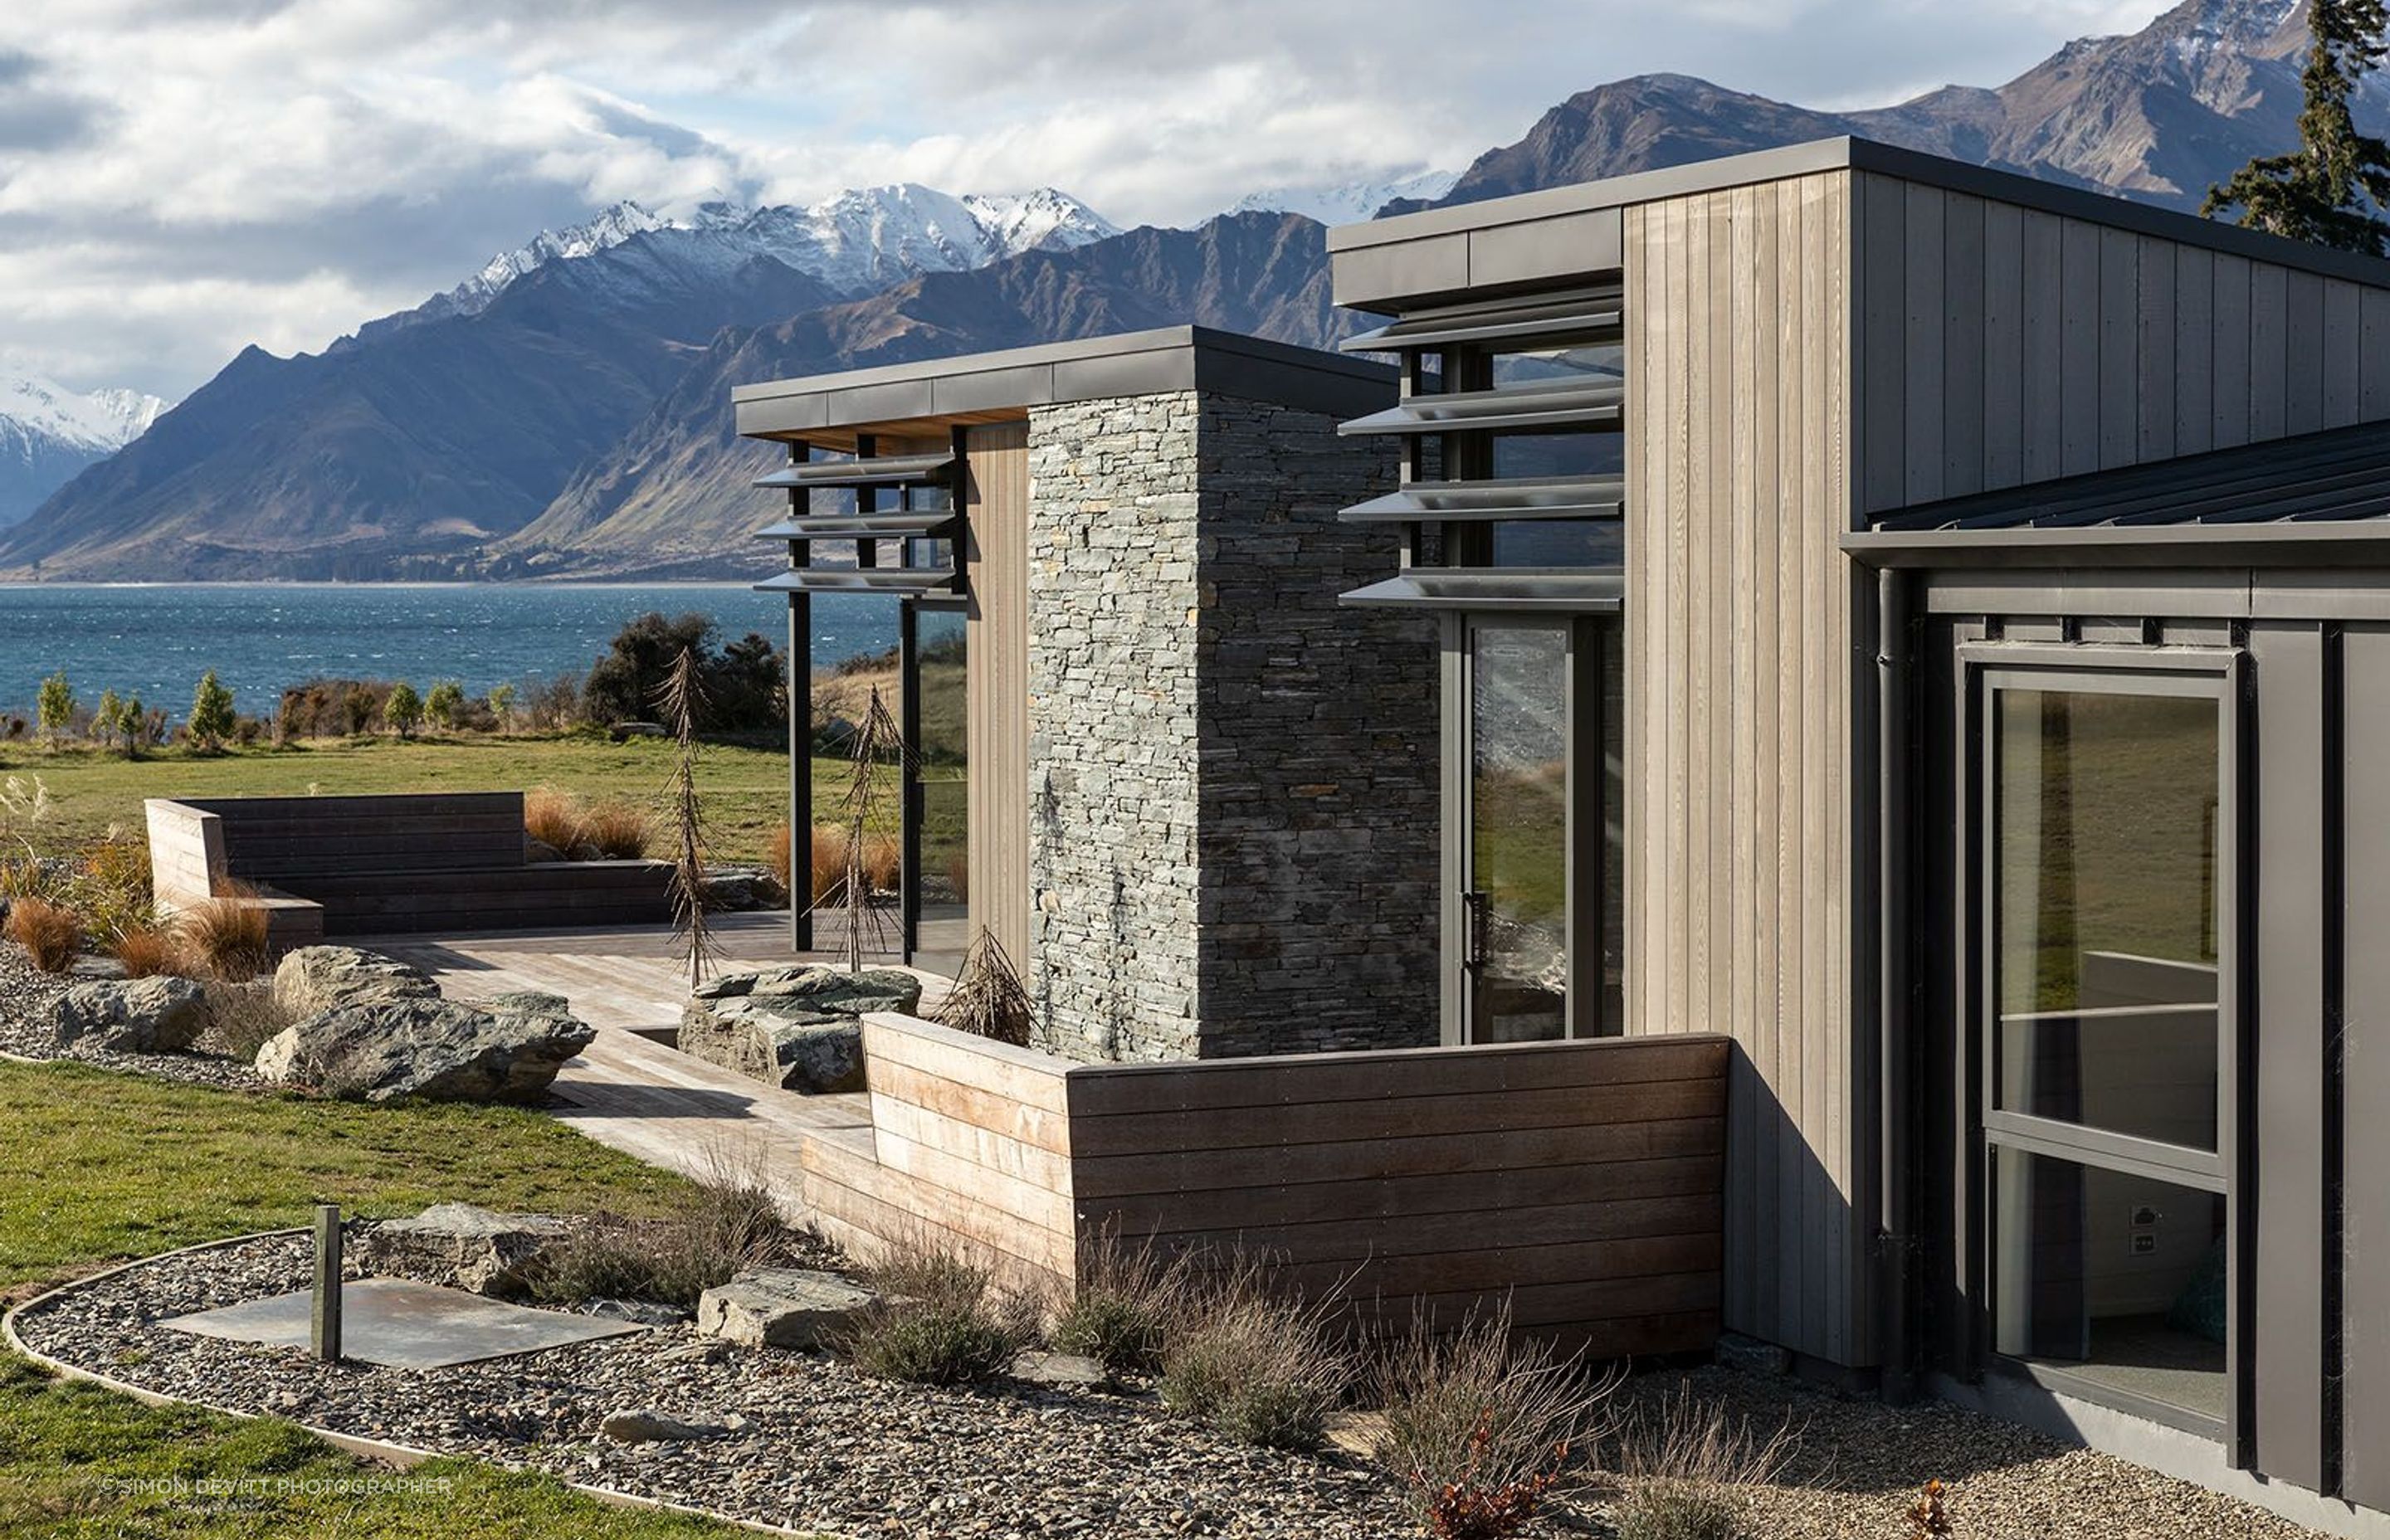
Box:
0;0;2174;403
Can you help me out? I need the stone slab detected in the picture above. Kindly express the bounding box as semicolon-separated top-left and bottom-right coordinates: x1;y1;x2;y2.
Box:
159;1277;645;1370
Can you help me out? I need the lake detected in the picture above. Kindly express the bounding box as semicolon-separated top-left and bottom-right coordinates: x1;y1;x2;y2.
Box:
0;583;899;720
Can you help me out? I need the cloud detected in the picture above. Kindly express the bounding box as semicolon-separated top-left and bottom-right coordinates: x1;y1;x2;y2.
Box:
0;0;2173;400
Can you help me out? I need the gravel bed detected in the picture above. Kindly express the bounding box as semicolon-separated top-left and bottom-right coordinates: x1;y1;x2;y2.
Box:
11;1231;2333;1540
0;941;267;1091
12;1231;1419;1539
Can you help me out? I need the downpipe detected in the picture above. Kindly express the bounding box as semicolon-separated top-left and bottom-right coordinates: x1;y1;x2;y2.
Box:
1876;566;1919;1405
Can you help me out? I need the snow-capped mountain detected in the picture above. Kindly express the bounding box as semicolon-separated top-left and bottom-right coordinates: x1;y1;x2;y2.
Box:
0;373;168;529
1230;168;1459;226
357;184;1117;346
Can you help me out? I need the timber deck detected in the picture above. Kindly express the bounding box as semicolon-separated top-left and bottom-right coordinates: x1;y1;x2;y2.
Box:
358;914;948;1211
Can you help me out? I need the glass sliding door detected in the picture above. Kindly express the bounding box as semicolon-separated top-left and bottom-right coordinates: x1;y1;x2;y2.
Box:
1973;657;2236;1434
901;601;968;967
1456;616;1622;1043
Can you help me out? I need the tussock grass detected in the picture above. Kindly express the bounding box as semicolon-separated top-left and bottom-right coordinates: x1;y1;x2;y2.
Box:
4;898;80;972
524;1147;796;1309
177;894;270;982
1610;1384;1795;1540
108;922;187;979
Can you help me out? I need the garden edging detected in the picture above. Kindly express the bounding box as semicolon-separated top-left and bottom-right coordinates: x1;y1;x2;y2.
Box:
1;1227;819;1540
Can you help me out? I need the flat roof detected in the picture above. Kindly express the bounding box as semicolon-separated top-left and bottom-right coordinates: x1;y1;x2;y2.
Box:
733;324;1396;446
1329;136;2390;310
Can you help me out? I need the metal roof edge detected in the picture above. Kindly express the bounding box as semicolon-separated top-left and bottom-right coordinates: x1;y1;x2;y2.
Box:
1841;522;2390;570
1329;135;2390;291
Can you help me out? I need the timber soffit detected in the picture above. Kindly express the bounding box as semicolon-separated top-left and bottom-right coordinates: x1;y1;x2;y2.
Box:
1329;136;2390;310
732;324;1396;441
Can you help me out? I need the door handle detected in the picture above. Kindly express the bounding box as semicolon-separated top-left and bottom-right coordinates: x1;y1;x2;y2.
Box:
1463;891;1490;969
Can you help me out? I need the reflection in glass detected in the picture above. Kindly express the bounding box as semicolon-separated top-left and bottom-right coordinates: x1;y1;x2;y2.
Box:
1598;626;1623;1036
1992;1148;2227;1421
912;608;968;919
1471;627;1568;1041
1488;343;1624;389
1992;689;2220;1152
1486;519;1622;568
1490;431;1624;480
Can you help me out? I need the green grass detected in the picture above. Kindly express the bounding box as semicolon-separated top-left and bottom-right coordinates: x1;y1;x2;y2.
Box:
0;1059;771;1535
0;733;880;870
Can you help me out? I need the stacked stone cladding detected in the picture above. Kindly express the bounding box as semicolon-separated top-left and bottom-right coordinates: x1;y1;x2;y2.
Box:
1023;388;1438;1063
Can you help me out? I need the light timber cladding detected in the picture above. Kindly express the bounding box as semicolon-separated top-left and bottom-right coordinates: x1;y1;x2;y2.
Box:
1851;171;2390;516
1622;171;1866;1368
962;421;1032;968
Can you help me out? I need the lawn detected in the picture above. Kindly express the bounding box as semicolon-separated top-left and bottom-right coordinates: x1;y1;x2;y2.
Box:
0;733;881;870
0;1060;758;1537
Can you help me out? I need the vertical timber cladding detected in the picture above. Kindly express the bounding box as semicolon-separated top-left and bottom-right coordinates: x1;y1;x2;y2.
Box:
963;420;1032;968
1622;173;1866;1367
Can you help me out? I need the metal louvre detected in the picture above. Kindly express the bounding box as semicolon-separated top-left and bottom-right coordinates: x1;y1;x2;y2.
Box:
754;568;959;595
755;511;958;541
1341;474;1624;524
1339;379;1624;436
752;450;955;490
1340;286;1625;353
1339;568;1625;612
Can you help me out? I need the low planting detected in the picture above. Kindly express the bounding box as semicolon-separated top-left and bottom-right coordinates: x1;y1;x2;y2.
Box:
1050;1230;1183;1375
841;1240;1039;1386
523;1151;795;1309
524;787;651;860
1157;1252;1351;1452
4;897;80;973
1608;1382;1794;1540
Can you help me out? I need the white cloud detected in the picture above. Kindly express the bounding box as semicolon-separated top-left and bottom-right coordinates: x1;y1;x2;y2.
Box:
0;0;2174;399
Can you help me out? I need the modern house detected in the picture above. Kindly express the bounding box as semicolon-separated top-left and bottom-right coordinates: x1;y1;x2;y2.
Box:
1329;136;2390;1529
734;326;1441;1060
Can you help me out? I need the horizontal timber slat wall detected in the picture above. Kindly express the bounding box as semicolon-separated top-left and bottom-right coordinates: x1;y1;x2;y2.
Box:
831;1016;1730;1354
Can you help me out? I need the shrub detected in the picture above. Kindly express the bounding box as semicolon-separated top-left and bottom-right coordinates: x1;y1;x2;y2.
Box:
524;787;584;853
1374;1304;1616;1539
584;613;784;734
1158;1255;1350;1450
1609;1384;1794;1540
580;801;650;860
524;1147;791;1308
1052;1229;1183;1375
842;1240;1036;1386
862;831;900;893
384;682;424;739
36;673;73;747
5;898;80;972
111;922;188;979
809;823;844;904
178;895;271;982
188;670;237;753
767;821;793;894
423;680;466;733
76;838;154;939
196;982;294;1060
486;682;518;727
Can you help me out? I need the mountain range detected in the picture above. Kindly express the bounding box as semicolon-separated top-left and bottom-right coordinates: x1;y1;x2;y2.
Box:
0;374;166;531
0;0;2361;581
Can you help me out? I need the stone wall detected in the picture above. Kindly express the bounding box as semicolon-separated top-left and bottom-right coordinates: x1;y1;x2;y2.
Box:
1023;389;1439;1062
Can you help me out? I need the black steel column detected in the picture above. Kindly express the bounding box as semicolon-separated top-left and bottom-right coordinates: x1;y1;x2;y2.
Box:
899;594;921;963
787;438;812;954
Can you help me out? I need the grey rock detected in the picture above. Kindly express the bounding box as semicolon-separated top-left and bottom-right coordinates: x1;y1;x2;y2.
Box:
695;1268;876;1350
678;997;865;1094
599;1407;727;1442
271;946;439;1019
524;837;568;864
583;1299;687;1327
255;997;594;1104
700;868;783;913
750;966;923;1016
52;977;209;1053
1010;1349;1110;1388
656;1337;731;1365
353;1204;572;1296
488;990;572;1018
68;956;128;982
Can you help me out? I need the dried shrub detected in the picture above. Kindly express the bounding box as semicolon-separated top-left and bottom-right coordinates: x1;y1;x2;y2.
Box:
1375;1304;1617;1539
932;928;1035;1048
178;894;271;982
1052;1227;1187;1375
1610;1384;1795;1540
4;898;80;972
842;1238;1036;1386
767;821;793;894
809;823;844;904
861;831;900;893
524;787;585;853
1905;1479;1953;1539
110;922;189;980
1159;1253;1350;1450
524;1147;793;1308
196;982;295;1061
579;800;651;860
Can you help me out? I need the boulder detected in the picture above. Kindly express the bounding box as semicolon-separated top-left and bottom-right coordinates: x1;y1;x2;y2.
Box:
695;1268;876;1350
52;977;209;1053
582;1299;688;1327
700;868;783;913
353;1203;573;1297
272;946;439;1019
255;997;595;1104
752;967;923;1016
1009;1350;1110;1388
678;998;863;1094
524;837;568;865
599;1407;734;1442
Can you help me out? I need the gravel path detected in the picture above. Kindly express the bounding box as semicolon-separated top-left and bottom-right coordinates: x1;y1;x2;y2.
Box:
0;941;267;1090
10;1231;2334;1540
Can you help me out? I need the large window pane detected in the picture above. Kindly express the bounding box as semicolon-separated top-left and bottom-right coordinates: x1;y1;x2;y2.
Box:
912;609;968;922
1992;1148;2227;1422
1485;519;1623;568
1489;431;1623;480
1488;342;1623;390
1471;627;1568;1042
1993;688;2220;1152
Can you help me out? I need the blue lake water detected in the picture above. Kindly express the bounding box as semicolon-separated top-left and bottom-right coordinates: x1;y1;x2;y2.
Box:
0;583;899;720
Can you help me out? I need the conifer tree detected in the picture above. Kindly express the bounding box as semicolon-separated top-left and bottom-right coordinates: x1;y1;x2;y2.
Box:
35;674;72;749
188;671;236;753
2207;0;2390;255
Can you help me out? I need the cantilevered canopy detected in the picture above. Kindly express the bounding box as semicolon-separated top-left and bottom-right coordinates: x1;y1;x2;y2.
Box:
1339;286;1623;353
754;568;958;595
751;450;954;490
754;511;958;541
1340;378;1624;436
1341;569;1625;612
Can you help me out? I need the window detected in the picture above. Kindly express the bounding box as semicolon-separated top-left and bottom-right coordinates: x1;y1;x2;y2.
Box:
1973;655;2236;1433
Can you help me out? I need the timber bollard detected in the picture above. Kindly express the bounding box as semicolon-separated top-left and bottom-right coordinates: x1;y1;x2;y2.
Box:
312;1203;342;1362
